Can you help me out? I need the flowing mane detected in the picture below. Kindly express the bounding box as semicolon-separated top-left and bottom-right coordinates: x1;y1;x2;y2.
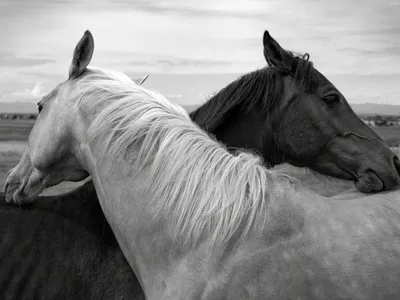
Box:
190;53;313;131
75;68;292;247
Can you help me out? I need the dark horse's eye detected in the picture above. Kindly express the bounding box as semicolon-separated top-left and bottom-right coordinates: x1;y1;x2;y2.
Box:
323;95;340;106
37;103;43;113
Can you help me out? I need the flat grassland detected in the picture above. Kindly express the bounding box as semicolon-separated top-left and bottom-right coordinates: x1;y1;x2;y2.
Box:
371;125;400;147
0;119;399;195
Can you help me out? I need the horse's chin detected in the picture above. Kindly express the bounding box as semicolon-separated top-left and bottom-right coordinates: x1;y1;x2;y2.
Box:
9;190;38;206
4;175;44;206
355;170;384;193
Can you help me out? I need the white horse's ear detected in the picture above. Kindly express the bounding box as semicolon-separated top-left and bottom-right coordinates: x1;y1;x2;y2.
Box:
69;30;94;79
133;74;149;85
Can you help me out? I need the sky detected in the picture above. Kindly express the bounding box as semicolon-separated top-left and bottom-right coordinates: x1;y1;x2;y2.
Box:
0;0;399;108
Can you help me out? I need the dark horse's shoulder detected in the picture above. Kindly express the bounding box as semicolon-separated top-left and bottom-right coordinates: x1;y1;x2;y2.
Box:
0;181;116;243
0;181;144;299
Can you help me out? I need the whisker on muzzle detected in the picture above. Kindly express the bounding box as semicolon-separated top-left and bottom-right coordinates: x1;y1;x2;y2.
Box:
4;168;15;187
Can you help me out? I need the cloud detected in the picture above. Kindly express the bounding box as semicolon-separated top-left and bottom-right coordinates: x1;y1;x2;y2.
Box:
0;0;399;105
0;56;56;68
156;58;229;67
11;82;46;102
166;94;183;100
99;0;274;19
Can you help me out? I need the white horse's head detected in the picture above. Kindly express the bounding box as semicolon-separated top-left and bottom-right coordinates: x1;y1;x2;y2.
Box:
4;31;152;205
4;31;106;204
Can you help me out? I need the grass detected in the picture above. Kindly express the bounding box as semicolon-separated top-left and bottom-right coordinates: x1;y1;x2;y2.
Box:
372;125;400;147
0;118;399;195
0;119;35;141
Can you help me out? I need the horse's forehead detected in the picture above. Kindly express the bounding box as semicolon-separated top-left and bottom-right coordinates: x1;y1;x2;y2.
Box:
41;82;64;104
308;68;335;91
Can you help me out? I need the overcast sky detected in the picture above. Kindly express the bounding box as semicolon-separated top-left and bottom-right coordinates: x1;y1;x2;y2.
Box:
0;0;399;106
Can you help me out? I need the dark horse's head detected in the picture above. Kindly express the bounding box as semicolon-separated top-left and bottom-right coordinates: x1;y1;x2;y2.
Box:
191;30;400;193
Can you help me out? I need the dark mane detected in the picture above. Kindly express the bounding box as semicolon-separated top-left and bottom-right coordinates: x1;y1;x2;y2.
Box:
190;53;313;132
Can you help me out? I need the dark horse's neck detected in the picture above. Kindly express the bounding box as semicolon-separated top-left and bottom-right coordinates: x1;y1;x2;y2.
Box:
190;67;285;167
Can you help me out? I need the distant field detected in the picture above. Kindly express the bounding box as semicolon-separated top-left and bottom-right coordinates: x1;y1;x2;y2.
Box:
370;125;400;147
0;119;35;141
0;118;399;195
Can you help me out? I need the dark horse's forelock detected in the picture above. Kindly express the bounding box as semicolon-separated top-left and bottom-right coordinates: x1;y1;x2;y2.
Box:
190;53;313;132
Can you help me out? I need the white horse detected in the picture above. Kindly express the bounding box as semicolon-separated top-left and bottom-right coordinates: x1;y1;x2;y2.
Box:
5;31;400;300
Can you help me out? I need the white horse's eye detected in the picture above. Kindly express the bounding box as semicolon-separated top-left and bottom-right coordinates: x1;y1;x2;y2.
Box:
37;103;43;113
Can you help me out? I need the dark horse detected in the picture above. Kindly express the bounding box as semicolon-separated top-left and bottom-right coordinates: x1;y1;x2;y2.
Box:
1;30;399;299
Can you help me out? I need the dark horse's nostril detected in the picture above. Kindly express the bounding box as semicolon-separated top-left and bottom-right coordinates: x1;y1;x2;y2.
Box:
394;156;400;175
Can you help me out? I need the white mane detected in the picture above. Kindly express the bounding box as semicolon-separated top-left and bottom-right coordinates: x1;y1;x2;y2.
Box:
75;68;293;247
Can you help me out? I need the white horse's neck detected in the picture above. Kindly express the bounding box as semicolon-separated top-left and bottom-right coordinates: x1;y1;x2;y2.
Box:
70;104;162;296
72;103;287;299
83;148;171;298
75;119;216;298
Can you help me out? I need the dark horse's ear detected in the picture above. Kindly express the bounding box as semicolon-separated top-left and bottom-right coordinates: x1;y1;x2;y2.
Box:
69;30;94;79
263;31;292;73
